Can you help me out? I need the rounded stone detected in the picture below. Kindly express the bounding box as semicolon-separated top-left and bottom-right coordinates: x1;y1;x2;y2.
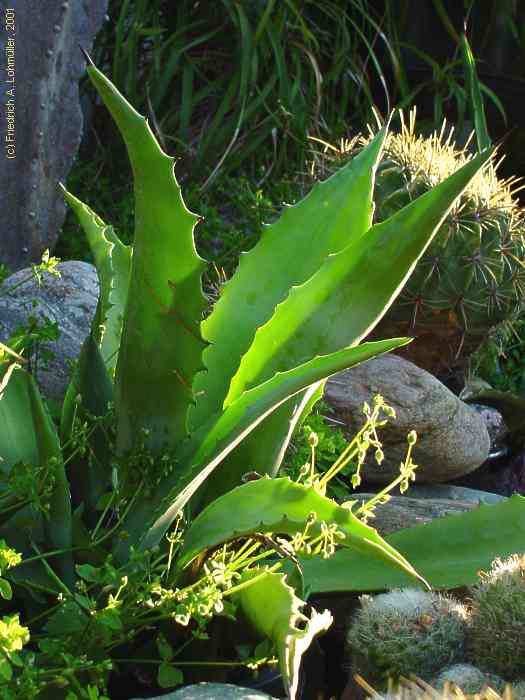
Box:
324;355;490;484
129;684;278;700
469;403;508;447
0;261;99;404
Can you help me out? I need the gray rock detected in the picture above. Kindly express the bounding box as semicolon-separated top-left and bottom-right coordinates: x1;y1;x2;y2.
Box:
469;403;508;448
130;684;278;700
0;0;108;271
325;355;490;484
0;262;99;403
352;488;504;536
406;484;506;505
351;494;478;534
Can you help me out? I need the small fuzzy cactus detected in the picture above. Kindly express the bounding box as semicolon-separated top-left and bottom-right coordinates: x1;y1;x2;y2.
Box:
347;589;468;688
310;111;525;371
432;663;505;695
467;554;525;680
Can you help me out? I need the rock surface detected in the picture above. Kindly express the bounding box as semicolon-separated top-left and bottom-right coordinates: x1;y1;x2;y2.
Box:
351;486;505;534
0;262;99;402
130;684;278;700
451;452;525;497
0;1;108;270
325;355;490;484
404;484;506;505
352;494;478;534
469;403;508;448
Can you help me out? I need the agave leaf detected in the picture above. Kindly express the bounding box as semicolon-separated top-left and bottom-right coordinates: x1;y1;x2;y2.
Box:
85;61;207;454
189;128;388;431
176;477;426;586
225;148;493;406
234;569;333;700
61;188;131;376
60;334;113;517
200;377;328;508
61;335;113;440
0;365;73;584
117;338;409;557
201;380;326;510
200;148;494;501
300;495;525;592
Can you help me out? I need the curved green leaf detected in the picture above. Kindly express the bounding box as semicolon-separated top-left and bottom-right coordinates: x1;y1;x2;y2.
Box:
301;495;525;593
189;128;387;431
0;366;72;584
60;335;113;517
177;477;426;587
86;61;207;454
118;338;409;557
0;367;58;478
234;569;333;700
60;335;113;441
225;148;493;404
198;380;325;507
61;188;131;377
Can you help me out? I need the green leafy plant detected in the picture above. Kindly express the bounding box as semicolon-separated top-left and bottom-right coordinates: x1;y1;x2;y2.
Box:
0;58;514;698
283;400;351;499
0;250;62;396
301;495;525;594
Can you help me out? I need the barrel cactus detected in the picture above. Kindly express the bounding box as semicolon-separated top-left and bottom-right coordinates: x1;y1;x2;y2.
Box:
310;111;525;372
467;554;525;680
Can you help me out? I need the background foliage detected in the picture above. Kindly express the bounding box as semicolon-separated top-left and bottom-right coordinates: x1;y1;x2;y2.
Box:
58;1;525;273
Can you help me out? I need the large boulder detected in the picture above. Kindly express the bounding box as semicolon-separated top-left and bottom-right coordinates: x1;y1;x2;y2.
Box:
324;355;490;484
0;261;99;403
0;1;108;271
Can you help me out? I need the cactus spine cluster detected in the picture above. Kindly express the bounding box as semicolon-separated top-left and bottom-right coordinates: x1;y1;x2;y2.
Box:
467;554;525;680
311;111;525;369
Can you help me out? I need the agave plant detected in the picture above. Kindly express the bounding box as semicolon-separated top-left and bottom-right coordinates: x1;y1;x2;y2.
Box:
0;58;519;698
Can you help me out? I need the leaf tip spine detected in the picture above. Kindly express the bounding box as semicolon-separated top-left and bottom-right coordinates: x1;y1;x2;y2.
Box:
79;45;95;67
